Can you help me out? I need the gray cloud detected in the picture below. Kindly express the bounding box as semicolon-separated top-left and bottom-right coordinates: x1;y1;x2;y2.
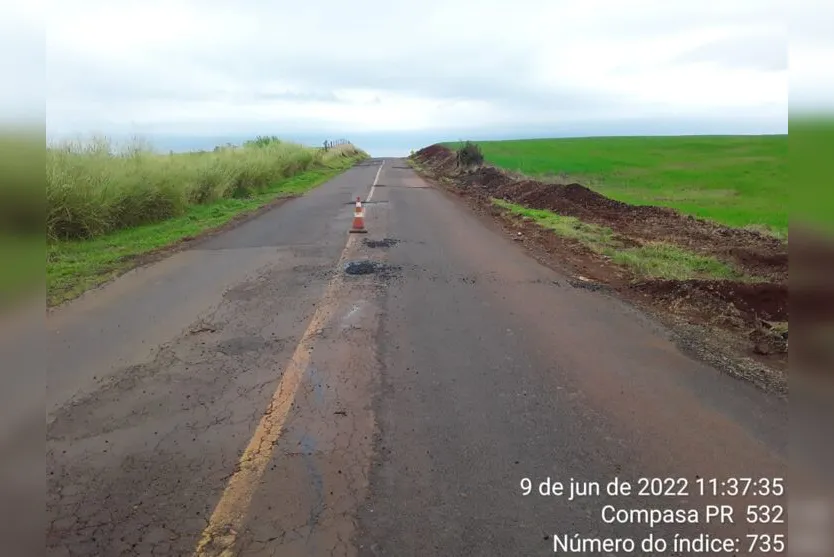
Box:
42;0;796;139
2;4;44;121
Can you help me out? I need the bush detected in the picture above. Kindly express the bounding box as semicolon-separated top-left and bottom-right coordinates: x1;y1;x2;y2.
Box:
456;141;484;167
244;135;282;148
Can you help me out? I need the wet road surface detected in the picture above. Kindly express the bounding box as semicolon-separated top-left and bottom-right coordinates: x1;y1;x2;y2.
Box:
47;159;788;556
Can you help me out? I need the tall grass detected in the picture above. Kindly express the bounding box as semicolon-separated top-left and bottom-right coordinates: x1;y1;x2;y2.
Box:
47;137;364;241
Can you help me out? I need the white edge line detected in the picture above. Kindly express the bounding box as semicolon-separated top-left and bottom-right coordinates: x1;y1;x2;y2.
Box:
367;160;384;202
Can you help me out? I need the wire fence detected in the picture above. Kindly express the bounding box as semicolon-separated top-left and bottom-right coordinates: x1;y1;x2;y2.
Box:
322;139;350;151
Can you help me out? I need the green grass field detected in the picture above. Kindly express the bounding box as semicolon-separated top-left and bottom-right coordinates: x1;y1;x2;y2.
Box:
448;135;787;236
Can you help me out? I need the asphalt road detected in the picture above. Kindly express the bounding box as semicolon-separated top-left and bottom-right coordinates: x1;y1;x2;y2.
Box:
47;159;788;556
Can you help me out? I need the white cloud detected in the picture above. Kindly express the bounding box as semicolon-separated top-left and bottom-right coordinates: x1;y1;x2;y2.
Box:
36;0;799;141
1;0;45;123
790;0;834;111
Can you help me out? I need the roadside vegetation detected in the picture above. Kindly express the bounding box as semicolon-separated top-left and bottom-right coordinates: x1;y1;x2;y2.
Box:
48;136;363;241
46;137;367;305
447;135;787;237
493;199;747;281
455;141;484;167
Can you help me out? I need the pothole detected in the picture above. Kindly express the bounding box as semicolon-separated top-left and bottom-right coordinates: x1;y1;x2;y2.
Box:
343;260;402;279
363;238;400;248
344;260;378;275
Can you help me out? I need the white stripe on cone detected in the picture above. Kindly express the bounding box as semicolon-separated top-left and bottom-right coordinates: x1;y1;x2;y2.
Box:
350;196;367;232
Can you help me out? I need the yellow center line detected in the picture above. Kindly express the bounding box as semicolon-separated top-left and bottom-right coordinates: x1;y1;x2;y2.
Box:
194;235;356;556
193;206;371;555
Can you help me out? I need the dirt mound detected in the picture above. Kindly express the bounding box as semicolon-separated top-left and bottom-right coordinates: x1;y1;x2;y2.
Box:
458;166;508;191
415;144;457;174
413;144;787;282
526;182;675;220
632;280;787;322
719;248;788;280
415;144;452;160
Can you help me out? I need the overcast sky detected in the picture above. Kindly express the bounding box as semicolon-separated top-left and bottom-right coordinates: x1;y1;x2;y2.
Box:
9;0;828;153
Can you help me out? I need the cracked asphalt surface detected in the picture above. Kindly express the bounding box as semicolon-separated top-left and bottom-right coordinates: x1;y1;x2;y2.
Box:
47;159;787;556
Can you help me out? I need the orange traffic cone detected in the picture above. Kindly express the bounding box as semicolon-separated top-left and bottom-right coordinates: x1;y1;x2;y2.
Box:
350;197;367;233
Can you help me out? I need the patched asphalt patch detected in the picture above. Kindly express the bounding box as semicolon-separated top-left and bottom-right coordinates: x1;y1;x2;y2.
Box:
363;238;400;249
377;264;403;279
344;260;403;282
345;260;378;275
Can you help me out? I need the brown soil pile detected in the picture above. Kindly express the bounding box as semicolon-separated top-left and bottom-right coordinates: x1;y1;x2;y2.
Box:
415;145;787;283
415;144;458;174
632;280;787;322
415;144;452;160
